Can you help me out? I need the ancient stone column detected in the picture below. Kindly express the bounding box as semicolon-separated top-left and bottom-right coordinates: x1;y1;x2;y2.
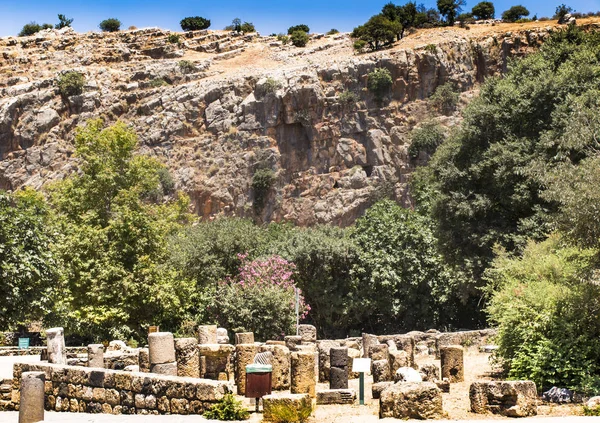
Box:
139;348;150;372
19;371;45;423
198;325;217;344
291;351;316;397
235;344;258;395
440;345;464;382
362;333;378;358
149;332;176;375
284;335;302;351
260;344;291;390
87;344;105;368
175;337;200;378
46;327;67;365
217;328;229;344
297;325;316;343
330;347;348;389
235;332;254;345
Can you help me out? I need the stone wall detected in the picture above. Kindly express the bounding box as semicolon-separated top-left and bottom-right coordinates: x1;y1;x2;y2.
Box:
11;362;233;415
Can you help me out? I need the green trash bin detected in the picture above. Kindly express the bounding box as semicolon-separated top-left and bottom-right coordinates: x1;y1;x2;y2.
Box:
246;363;272;412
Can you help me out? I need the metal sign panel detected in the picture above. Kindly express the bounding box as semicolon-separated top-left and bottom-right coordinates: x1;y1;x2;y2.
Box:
352;357;371;373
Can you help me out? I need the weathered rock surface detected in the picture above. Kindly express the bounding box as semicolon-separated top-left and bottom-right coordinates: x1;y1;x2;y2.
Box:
470;380;537;417
379;381;443;419
0;24;573;226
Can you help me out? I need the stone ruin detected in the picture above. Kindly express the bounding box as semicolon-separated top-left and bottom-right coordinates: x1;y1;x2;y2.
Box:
2;325;540;420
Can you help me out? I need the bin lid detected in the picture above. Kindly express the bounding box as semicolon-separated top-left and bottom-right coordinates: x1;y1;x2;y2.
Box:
246;363;272;373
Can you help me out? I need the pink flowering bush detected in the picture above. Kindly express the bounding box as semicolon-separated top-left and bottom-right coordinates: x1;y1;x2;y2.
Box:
206;254;310;341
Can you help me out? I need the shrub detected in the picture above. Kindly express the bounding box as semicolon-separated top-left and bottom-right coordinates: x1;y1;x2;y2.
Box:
19;22;44;36
203;394;249;421
42;24;53;30
167;34;180;44
408;121;446;159
205;255;310;341
240;22;256;33
149;77;169;88
428;82;459;114
277;34;290;45
258;77;282;97
55;14;73;29
266;397;312;423
485;236;600;393
180;16;211;31
584;405;600;416
178;60;197;74
554;4;574;21
287;24;310;35
502;5;530;22
99;18;121;32
290;30;309;47
327;28;340;35
57;71;85;97
424;43;437;53
252;168;276;210
367;67;393;102
353;39;367;52
338;90;360;106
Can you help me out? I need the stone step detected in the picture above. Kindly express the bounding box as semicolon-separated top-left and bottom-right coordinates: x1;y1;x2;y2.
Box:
213;48;245;61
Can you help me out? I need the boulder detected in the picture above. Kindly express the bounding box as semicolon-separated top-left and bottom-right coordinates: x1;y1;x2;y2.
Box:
542;386;572;404
372;381;394;399
470;381;537;417
372;359;391;383
419;364;439;382
297;325;317;343
263;393;312;422
379;382;443;419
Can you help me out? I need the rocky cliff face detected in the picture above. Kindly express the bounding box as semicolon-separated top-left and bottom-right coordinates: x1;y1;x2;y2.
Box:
0;23;573;225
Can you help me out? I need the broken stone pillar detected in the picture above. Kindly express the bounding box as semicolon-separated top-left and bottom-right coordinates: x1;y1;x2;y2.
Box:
138;348;150;372
297;325;317;343
260;344;291;390
263;393;312;422
175;337;200;378
199;344;235;380
235;344;258;395
291;351;316;397
317;340;339;383
149;332;176;375
372;359;391;382
87;344;104;368
369;344;389;361
19;371;45;423
285;335;302;351
362;333;378;358
470;381;537;417
198;325;217;344
235;332;254;345
46;327;67;365
379;382;443;419
217;328;229;344
330;347;348;389
440;345;464;382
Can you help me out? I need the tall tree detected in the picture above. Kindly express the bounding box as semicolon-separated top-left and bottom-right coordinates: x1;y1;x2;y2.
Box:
437;0;466;25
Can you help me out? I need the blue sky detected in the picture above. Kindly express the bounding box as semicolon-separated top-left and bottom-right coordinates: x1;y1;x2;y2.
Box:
1;0;599;37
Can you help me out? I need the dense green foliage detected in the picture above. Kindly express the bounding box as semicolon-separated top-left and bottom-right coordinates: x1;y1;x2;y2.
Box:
19;22;51;36
290;30;309;47
57;71;85;97
287;24;310;34
48;120;192;341
471;1;495;19
99;18;121;32
55;14;73;29
352;15;401;51
437;0;466;25
367;68;393;102
0;189;58;330
408;121;446;159
203;394;249;421
428;82;459;114
554;4;574;20
180;16;211;31
501;5;530;21
485;236;600;392
252;168;276;209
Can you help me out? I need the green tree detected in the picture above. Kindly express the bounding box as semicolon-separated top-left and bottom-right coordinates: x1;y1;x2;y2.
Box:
437;0;466;25
350;200;461;333
180;16;211;31
408;121;446;160
55;14;73;29
240;22;256;33
48;120;192;341
471;1;495;19
266;226;361;338
287;24;310;34
501;5;530;21
231;18;242;32
554;4;573;21
423;27;600;276
367;67;393;102
19;22;44;36
0;189;58;330
99;18;121;32
352;14;401;51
